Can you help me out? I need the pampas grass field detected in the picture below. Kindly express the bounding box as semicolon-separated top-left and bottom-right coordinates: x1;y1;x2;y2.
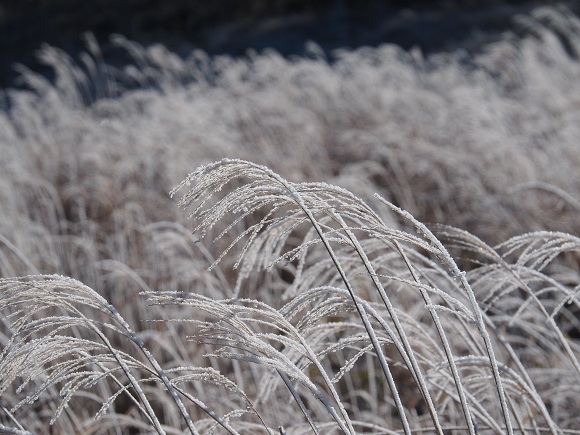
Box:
0;5;579;434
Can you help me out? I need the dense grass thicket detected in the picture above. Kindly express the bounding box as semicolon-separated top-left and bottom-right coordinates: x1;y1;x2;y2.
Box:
0;5;579;434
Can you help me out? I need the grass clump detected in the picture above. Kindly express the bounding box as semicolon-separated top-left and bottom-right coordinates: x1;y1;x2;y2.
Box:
1;4;580;433
1;159;578;433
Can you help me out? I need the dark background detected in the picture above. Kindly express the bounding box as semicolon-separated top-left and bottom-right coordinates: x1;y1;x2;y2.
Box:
1;0;579;89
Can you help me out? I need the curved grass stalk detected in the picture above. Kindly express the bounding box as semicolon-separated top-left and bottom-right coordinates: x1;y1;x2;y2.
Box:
288;190;411;434
329;212;441;434
378;198;515;435
391;238;475;434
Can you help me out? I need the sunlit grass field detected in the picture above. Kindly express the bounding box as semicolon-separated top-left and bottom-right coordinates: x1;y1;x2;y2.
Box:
0;5;578;434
